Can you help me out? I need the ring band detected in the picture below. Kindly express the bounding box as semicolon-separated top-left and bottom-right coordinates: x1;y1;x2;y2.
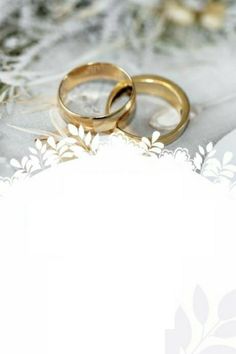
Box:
106;75;190;144
58;62;136;133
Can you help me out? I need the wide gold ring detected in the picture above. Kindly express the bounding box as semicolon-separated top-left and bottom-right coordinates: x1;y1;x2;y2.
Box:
58;62;136;133
106;75;190;144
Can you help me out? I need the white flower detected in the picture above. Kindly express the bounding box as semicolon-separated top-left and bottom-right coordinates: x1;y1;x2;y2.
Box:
140;131;164;157
164;1;195;26
200;3;225;31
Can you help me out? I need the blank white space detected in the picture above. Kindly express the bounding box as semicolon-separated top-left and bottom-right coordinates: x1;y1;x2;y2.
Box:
0;155;230;354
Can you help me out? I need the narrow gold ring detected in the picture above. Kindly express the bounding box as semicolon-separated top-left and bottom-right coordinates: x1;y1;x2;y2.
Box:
58;62;136;133
106;75;190;144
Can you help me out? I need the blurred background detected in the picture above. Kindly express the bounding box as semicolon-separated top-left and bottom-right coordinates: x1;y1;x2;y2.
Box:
1;0;236;177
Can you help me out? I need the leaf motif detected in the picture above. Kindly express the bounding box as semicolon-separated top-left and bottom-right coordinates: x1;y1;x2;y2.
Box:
29;164;41;173
85;132;92;146
61;152;74;159
10;158;21;169
139;142;148;152
59;145;69;155
35;139;42;151
63;137;77;145
193;286;209;325
25;160;33;172
214;321;236;338
175;307;192;350
47;136;56;149
198;345;236;354
218;290;236;321
57;140;67;150
68;124;78;136
152;142;164;149
195;152;202;162
21;156;28;168
194;153;203;170
78;125;85;139
91;134;100;152
223;152;233;165
199;146;205;155
206;142;214;153
141;137;151;148
151;131;160;144
207;149;216;158
29;147;38;155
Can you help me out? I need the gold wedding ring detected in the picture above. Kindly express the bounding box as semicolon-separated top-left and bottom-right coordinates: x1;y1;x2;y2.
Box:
58;62;136;133
58;63;190;144
106;75;190;144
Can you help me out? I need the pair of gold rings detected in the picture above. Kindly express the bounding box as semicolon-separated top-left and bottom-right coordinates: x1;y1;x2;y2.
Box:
58;62;190;144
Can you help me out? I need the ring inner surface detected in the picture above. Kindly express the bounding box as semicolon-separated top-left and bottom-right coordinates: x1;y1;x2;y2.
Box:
60;64;133;107
109;78;185;137
134;80;183;113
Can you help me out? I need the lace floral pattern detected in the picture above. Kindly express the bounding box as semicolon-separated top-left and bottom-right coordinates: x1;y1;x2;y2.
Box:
0;121;235;196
